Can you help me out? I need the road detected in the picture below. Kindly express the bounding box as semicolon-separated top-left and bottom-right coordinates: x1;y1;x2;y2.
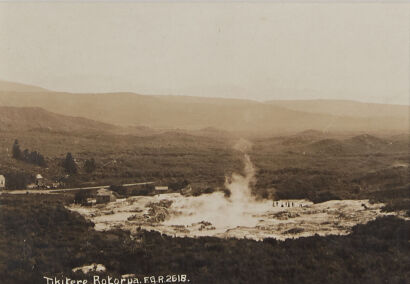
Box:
0;182;154;195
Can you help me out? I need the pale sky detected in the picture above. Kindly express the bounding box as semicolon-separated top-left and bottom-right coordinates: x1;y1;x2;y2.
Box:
0;2;409;104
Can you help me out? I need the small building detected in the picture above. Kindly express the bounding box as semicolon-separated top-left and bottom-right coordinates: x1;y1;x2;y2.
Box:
51;182;61;189
27;183;38;189
155;186;168;191
86;198;97;206
36;174;44;187
96;188;117;204
154;186;168;194
0;175;5;189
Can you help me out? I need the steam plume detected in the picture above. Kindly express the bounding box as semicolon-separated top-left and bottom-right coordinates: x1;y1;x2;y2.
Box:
164;139;271;229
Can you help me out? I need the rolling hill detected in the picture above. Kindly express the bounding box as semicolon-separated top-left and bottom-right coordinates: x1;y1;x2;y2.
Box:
303;134;408;155
0;80;51;93
0;106;117;133
0;80;408;134
267;99;409;119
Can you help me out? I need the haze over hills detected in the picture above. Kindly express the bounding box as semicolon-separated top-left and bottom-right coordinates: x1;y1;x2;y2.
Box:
0;106;116;133
0;80;51;93
0;80;408;134
267;99;409;118
302;134;408;155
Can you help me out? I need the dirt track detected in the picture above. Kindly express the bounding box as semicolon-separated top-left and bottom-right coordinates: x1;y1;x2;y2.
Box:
0;182;154;195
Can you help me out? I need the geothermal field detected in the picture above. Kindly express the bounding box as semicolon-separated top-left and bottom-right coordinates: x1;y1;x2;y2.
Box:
69;151;398;241
69;194;393;241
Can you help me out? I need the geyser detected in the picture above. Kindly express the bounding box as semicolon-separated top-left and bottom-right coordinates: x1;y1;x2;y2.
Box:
163;140;272;229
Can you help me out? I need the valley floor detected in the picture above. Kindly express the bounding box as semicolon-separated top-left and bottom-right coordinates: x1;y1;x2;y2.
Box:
0;130;409;283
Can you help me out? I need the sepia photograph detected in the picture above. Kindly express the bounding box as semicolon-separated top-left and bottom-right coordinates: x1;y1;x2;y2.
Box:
0;1;409;283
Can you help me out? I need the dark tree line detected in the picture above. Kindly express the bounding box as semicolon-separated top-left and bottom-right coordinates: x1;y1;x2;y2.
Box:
61;153;97;175
61;152;77;174
12;142;96;175
12;140;47;167
84;158;96;173
3;172;34;189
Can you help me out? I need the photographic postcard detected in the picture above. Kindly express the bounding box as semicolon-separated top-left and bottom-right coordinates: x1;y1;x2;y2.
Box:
0;1;409;283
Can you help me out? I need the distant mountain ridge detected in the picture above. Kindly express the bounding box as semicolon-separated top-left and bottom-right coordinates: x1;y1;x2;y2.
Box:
267;99;409;119
0;80;408;134
0;80;51;93
0;106;116;132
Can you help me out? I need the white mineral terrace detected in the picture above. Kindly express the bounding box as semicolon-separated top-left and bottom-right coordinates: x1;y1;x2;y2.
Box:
68;193;397;241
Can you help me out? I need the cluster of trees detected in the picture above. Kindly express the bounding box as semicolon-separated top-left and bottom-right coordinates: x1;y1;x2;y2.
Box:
84;158;96;173
12;140;46;167
61;153;96;175
12;140;98;175
61;152;77;174
3;172;34;190
9;140;99;190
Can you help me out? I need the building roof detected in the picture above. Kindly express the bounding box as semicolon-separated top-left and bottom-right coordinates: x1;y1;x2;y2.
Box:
97;188;115;196
155;186;168;190
36;174;43;179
